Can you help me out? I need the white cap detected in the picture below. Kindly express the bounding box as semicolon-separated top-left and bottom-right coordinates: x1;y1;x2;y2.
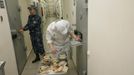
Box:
55;20;70;34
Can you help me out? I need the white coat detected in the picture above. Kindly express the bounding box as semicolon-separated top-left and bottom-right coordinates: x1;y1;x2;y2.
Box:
46;20;73;58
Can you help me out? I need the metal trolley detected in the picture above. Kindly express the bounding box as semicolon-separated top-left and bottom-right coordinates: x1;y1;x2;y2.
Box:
38;52;68;75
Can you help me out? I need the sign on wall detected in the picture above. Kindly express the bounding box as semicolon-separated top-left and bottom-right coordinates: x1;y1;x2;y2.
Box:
0;0;5;8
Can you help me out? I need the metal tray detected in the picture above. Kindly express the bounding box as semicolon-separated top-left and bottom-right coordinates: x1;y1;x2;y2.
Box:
38;72;67;75
37;59;68;75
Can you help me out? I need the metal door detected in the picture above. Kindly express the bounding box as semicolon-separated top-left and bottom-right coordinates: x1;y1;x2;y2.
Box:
76;0;88;75
5;0;27;75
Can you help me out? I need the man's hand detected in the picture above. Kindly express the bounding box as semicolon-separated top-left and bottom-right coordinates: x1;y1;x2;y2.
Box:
51;47;57;54
75;35;81;41
19;27;24;32
19;29;24;32
48;43;57;54
69;32;81;41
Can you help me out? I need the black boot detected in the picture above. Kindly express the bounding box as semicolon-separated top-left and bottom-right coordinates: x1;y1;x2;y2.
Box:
32;53;40;63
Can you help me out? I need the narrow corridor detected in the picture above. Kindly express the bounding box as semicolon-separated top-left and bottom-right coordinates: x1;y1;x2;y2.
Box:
2;0;134;75
0;0;88;75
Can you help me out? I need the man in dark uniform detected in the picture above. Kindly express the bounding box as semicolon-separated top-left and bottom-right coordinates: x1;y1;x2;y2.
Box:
19;6;45;63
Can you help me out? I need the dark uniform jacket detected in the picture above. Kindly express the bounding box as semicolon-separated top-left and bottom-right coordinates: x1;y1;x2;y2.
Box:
23;14;44;54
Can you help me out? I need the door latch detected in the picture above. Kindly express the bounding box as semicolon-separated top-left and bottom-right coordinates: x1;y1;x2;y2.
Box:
0;16;3;22
85;0;88;3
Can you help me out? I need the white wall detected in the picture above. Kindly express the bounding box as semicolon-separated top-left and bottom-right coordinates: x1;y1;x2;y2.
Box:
0;2;18;75
18;0;32;57
88;0;134;75
46;0;57;16
62;0;76;24
54;0;62;18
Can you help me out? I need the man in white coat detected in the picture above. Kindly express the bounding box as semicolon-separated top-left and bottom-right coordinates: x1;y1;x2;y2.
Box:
46;20;80;58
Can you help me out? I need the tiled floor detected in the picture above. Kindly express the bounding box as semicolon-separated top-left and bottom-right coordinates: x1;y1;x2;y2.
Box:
21;51;78;75
21;17;78;75
21;51;40;75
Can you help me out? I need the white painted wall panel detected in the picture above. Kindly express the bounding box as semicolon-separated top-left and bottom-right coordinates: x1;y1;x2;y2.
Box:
0;1;18;75
88;0;134;75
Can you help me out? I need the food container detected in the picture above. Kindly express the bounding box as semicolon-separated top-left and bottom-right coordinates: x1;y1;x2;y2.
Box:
38;54;68;75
